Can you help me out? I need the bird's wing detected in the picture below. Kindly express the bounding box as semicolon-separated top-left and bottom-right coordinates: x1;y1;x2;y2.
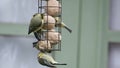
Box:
42;58;55;67
28;14;43;34
43;54;58;64
28;21;42;34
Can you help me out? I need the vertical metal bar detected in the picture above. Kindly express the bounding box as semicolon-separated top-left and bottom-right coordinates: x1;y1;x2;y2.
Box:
58;0;62;51
58;0;60;51
38;0;39;13
40;0;42;13
60;0;62;51
46;0;49;50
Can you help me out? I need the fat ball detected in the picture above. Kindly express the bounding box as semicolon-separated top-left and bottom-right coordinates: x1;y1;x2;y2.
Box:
45;0;61;17
33;40;52;53
45;29;61;45
42;15;55;30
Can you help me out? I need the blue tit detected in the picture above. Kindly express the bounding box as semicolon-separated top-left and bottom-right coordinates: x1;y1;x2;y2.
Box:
28;13;44;34
37;52;67;67
28;13;45;40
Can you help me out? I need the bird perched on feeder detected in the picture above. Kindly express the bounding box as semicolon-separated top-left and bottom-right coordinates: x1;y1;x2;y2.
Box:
28;13;45;40
45;0;61;17
54;17;72;33
28;13;56;40
37;52;67;67
28;13;44;34
33;40;52;53
45;29;61;45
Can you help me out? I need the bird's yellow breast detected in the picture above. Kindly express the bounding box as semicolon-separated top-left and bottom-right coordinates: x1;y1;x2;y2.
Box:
38;53;44;58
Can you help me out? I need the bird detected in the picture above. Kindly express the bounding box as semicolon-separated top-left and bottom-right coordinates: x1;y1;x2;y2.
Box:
33;14;56;40
54;17;72;33
28;13;58;40
28;13;44;34
37;52;67;67
33;40;52;53
28;13;45;40
44;0;61;17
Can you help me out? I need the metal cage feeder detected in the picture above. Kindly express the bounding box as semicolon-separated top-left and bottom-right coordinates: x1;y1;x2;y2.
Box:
37;0;62;51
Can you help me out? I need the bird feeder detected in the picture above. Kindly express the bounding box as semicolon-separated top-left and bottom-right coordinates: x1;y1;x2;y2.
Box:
38;0;62;51
28;0;71;67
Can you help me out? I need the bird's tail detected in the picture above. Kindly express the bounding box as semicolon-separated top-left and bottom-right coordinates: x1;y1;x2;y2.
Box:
53;63;67;65
61;22;72;33
64;26;72;33
46;64;56;67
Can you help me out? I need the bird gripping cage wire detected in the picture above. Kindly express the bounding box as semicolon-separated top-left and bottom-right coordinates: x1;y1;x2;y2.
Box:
38;0;62;51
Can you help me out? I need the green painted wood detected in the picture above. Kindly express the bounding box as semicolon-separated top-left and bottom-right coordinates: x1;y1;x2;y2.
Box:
96;0;105;68
101;0;120;68
101;0;110;68
108;31;120;42
78;0;99;68
0;23;29;36
76;0;83;68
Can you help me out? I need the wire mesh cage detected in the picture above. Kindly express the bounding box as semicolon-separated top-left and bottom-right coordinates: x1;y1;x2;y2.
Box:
37;0;62;51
